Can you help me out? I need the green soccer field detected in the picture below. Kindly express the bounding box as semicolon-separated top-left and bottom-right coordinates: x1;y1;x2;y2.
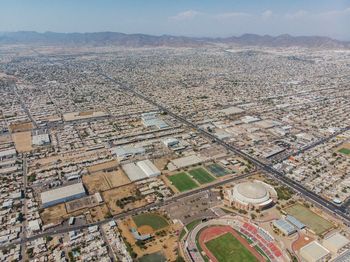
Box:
168;172;199;192
189;168;216;184
338;148;350;155
284;204;333;235
205;233;258;262
133;213;169;230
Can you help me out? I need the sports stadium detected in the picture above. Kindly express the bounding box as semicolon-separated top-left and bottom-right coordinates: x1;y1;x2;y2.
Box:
182;217;285;262
224;180;277;211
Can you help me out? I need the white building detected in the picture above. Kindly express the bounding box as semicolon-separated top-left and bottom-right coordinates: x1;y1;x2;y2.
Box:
299;241;330;262
41;183;86;208
225;181;277;210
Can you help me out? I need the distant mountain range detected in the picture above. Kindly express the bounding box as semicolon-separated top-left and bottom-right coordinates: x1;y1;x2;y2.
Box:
0;31;349;48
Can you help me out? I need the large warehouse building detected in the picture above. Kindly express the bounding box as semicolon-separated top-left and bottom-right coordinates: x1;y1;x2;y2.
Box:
122;159;161;181
225;180;277;211
41;183;86;208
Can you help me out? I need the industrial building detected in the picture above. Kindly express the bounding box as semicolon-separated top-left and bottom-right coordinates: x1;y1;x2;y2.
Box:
122;159;161;181
273;219;297;236
299;241;330;262
32;129;50;146
141;112;168;129
162;137;179;147
0;149;16;161
137;159;161;177
167;154;205;171
225;180;277;211
40;183;86;208
110;145;145;159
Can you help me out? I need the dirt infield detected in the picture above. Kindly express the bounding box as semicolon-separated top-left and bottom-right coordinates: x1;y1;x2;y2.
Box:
198;225;265;262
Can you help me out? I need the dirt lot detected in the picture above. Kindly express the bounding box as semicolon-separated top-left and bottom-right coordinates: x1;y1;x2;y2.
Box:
102;184;148;215
87;159;119;173
40;203;68;225
83;169;130;193
9;121;33;132
153;157;170;171
65;195;99;213
11;131;33;152
84;204;110;223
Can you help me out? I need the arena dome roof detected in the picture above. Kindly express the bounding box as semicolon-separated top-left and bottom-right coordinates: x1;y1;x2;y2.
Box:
232;181;270;205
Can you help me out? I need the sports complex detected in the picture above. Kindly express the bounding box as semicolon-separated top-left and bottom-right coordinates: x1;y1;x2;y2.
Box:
182;217;285;262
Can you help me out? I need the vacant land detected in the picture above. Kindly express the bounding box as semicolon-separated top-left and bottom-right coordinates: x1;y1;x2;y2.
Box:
83;169;130;193
206;164;229;177
189;168;216;184
102;184;147;214
168;172;198;192
285;204;334;235
9;121;33;132
87;159;119;174
206;233;258;262
133;213;169;232
12;131;33;152
40;203;68;225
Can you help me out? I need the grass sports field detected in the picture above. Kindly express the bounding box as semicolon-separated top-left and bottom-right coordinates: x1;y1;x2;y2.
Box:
206;233;258;262
206;164;230;177
168;172;198;192
338;148;350;155
133;213;169;230
138;252;166;262
189;168;216;184
284;204;333;235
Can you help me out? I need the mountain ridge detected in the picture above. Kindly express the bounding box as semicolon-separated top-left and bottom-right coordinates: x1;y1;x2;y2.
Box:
0;31;349;48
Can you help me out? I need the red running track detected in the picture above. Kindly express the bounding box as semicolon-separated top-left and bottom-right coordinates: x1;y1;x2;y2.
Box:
198;225;265;262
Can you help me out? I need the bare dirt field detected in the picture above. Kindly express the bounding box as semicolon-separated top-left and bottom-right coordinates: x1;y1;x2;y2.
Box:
65;195;99;213
12;131;33;152
40;203;68;225
102;184;147;215
153;157;170;171
63;111;108;121
87;159;119;173
9;121;33;132
83;169;130;193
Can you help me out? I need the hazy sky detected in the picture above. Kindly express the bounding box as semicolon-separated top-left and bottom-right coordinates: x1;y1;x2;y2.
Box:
1;0;349;40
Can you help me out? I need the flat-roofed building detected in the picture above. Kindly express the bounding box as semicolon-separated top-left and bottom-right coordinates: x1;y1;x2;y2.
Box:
286;215;305;229
300;241;330;262
322;233;350;254
122;159;161;181
32;129;50;146
136;159;161;177
0;149;16;161
41;183;86;208
273;219;297;236
122;162;148;181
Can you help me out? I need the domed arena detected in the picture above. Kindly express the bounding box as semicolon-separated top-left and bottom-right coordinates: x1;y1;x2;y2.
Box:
225;180;277;210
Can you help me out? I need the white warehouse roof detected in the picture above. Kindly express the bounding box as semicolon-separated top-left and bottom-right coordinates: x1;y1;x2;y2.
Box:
41;183;86;206
137;159;161;177
300;241;330;262
323;233;350;253
122;159;160;181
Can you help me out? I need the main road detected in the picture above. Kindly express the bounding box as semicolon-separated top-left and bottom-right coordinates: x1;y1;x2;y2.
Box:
100;74;350;225
0;172;253;250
